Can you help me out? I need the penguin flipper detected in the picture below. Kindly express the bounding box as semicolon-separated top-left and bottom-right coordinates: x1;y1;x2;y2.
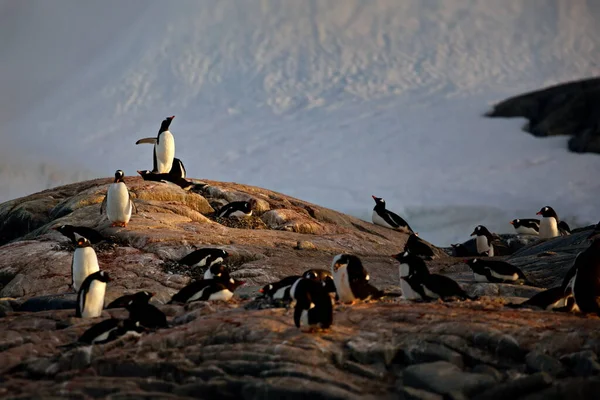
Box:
129;193;138;214
100;196;107;215
135;137;157;145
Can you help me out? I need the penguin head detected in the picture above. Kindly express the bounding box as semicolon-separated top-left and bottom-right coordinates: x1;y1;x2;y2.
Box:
159;115;175;133
220;249;229;258
134;291;154;303
331;254;361;272
75;237;91;248
470;225;492;237
303;270;318;280
464;258;477;267
322;276;337;293
114;170;125;183
96;270;111;283
371;195;385;208
52;224;73;235
136;170;152;177
536;206;557;219
510;219;519;226
259;283;273;294
242;201;252;213
227;278;245;290
209;263;229;278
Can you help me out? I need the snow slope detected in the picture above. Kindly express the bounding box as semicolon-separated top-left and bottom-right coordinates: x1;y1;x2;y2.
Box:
2;0;600;245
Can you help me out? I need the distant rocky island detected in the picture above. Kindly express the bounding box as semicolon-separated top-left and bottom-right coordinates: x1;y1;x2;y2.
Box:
486;77;600;154
1;177;600;399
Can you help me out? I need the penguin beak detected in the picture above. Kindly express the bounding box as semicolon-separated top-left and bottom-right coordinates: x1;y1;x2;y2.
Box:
333;262;341;271
536;211;542;215
259;288;264;293
51;226;58;231
169;115;175;120
371;195;377;200
509;221;514;225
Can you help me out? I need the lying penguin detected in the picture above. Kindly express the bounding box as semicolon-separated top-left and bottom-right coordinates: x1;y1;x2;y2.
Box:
169;277;245;304
505;286;576;311
179;248;229;270
464;258;535;286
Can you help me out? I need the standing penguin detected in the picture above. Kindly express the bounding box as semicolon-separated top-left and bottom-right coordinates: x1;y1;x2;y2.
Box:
391;251;429;300
464;258;535;285
536;206;561;239
136;115;176;173
571;225;600;314
509;219;540;235
371;196;413;233
76;271;110;318
403;233;436;260
179;248;229;270
331;254;383;303
470;225;495;256
290;278;333;331
71;237;100;292
218;201;253;218
101;170;136;227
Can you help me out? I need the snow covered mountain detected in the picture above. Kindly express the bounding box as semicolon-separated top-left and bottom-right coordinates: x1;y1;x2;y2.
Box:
2;0;600;245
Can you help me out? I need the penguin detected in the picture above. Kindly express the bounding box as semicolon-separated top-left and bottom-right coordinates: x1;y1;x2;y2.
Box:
136;170;193;190
561;222;600;295
203;263;233;281
403;233;436;260
218;201;252;218
331;254;383;303
76;271;110;318
100;170;136;227
450;243;476;257
558;220;571;236
536;206;561;239
505;286;575;311
169;278;245;303
391;251;430;300
509;219;540;235
170;157;186;179
290;278;333;330
77;318;145;345
105;291;154;309
53;225;106;245
470;225;495;256
259;276;302;300
464;258;535;285
371;195;413;233
302;268;337;294
570;225;600;314
125;297;168;329
136;115;176;174
401;273;474;302
71;237;100;292
179;248;229;269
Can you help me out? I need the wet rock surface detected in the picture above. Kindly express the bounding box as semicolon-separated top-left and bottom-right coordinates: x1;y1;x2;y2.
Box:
1;178;600;398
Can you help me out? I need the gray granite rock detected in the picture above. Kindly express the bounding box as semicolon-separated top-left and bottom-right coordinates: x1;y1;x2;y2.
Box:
525;351;566;377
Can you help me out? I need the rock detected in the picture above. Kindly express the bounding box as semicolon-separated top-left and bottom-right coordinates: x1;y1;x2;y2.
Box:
486;77;600;155
519;376;600;400
401;342;464;368
59;346;92;371
403;361;497;397
525;351;566;377
560;350;600;377
261;209;326;234
471;365;504;382
346;336;400;366
399;386;444;400
295;240;316;250
472;332;524;361
471;372;553;400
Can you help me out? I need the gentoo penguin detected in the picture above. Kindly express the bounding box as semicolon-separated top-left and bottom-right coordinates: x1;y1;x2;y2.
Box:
331;254;383;303
470;225;495;256
371;196;414;233
290;278;333;330
536;206;561;239
404;233;436;260
170;157;186;178
203;263;233;281
136;115;176;173
464;258;534;285
505;286;575;311
450;243;476;257
53;225;106;245
179;248;229;269
136;170;193;190
77;318;145;345
401;273;474;302
71;237;100;292
570;225;600;314
100;170;136;227
106;291;154;309
391;251;429;300
510;219;540;235
558;220;571;235
218;201;252;218
169;278;245;303
76;271;110;318
125;297;168;329
302;268;337;294
259;275;302;300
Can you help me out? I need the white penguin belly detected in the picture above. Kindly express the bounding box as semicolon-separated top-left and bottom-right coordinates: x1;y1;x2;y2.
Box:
107;182;132;224
546;297;568;310
300;303;316;327
273;286;291;300
93;328;118;343
539;218;559;239
515;226;539;235
334;268;356;303
187;287;209;303
209;289;234;301
72;247;100;291
422;285;440;299
228;210;252;218
399;264;420;300
155;131;175;173
473;272;489;282
82;281;106;318
475;236;493;256
372;210;394;229
489;270;519;281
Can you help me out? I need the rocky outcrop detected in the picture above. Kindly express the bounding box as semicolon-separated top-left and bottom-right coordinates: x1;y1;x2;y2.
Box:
485;77;600;154
1;177;600;399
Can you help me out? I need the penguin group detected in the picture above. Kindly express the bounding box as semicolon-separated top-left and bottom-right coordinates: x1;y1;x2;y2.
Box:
28;113;600;349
